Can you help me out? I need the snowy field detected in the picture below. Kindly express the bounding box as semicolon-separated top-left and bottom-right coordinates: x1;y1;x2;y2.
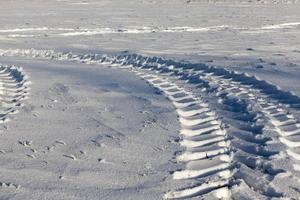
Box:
0;0;300;199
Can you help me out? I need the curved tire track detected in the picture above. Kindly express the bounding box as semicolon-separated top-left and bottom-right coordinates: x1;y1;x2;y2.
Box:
132;66;283;199
135;71;232;199
0;64;30;123
1;48;300;199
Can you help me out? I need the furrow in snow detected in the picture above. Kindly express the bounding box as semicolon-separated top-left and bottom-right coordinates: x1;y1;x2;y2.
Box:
136;71;232;199
0;64;30;123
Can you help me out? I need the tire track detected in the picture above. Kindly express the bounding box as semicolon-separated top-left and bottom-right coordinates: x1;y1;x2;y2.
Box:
135;71;232;199
0;64;30;123
107;55;293;199
1;48;300;198
131;66;283;199
205;72;300;174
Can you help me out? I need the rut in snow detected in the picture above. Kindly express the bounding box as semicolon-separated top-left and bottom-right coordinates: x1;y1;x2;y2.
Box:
0;64;30;124
1;48;300;199
136;71;231;199
129;65;283;199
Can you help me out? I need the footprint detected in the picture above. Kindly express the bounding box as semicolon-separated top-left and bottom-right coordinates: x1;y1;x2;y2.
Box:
55;140;66;145
0;182;20;189
18;140;32;147
26;154;36;159
63;154;77;160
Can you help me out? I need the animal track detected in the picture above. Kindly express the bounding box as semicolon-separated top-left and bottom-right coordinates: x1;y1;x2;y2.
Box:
0;182;20;189
63;154;77;160
18;140;32;147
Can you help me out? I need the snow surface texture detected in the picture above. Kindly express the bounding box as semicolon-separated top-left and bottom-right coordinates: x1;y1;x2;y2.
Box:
1;49;300;199
0;0;300;199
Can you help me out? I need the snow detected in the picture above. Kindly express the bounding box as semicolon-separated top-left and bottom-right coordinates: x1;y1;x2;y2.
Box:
0;0;300;199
